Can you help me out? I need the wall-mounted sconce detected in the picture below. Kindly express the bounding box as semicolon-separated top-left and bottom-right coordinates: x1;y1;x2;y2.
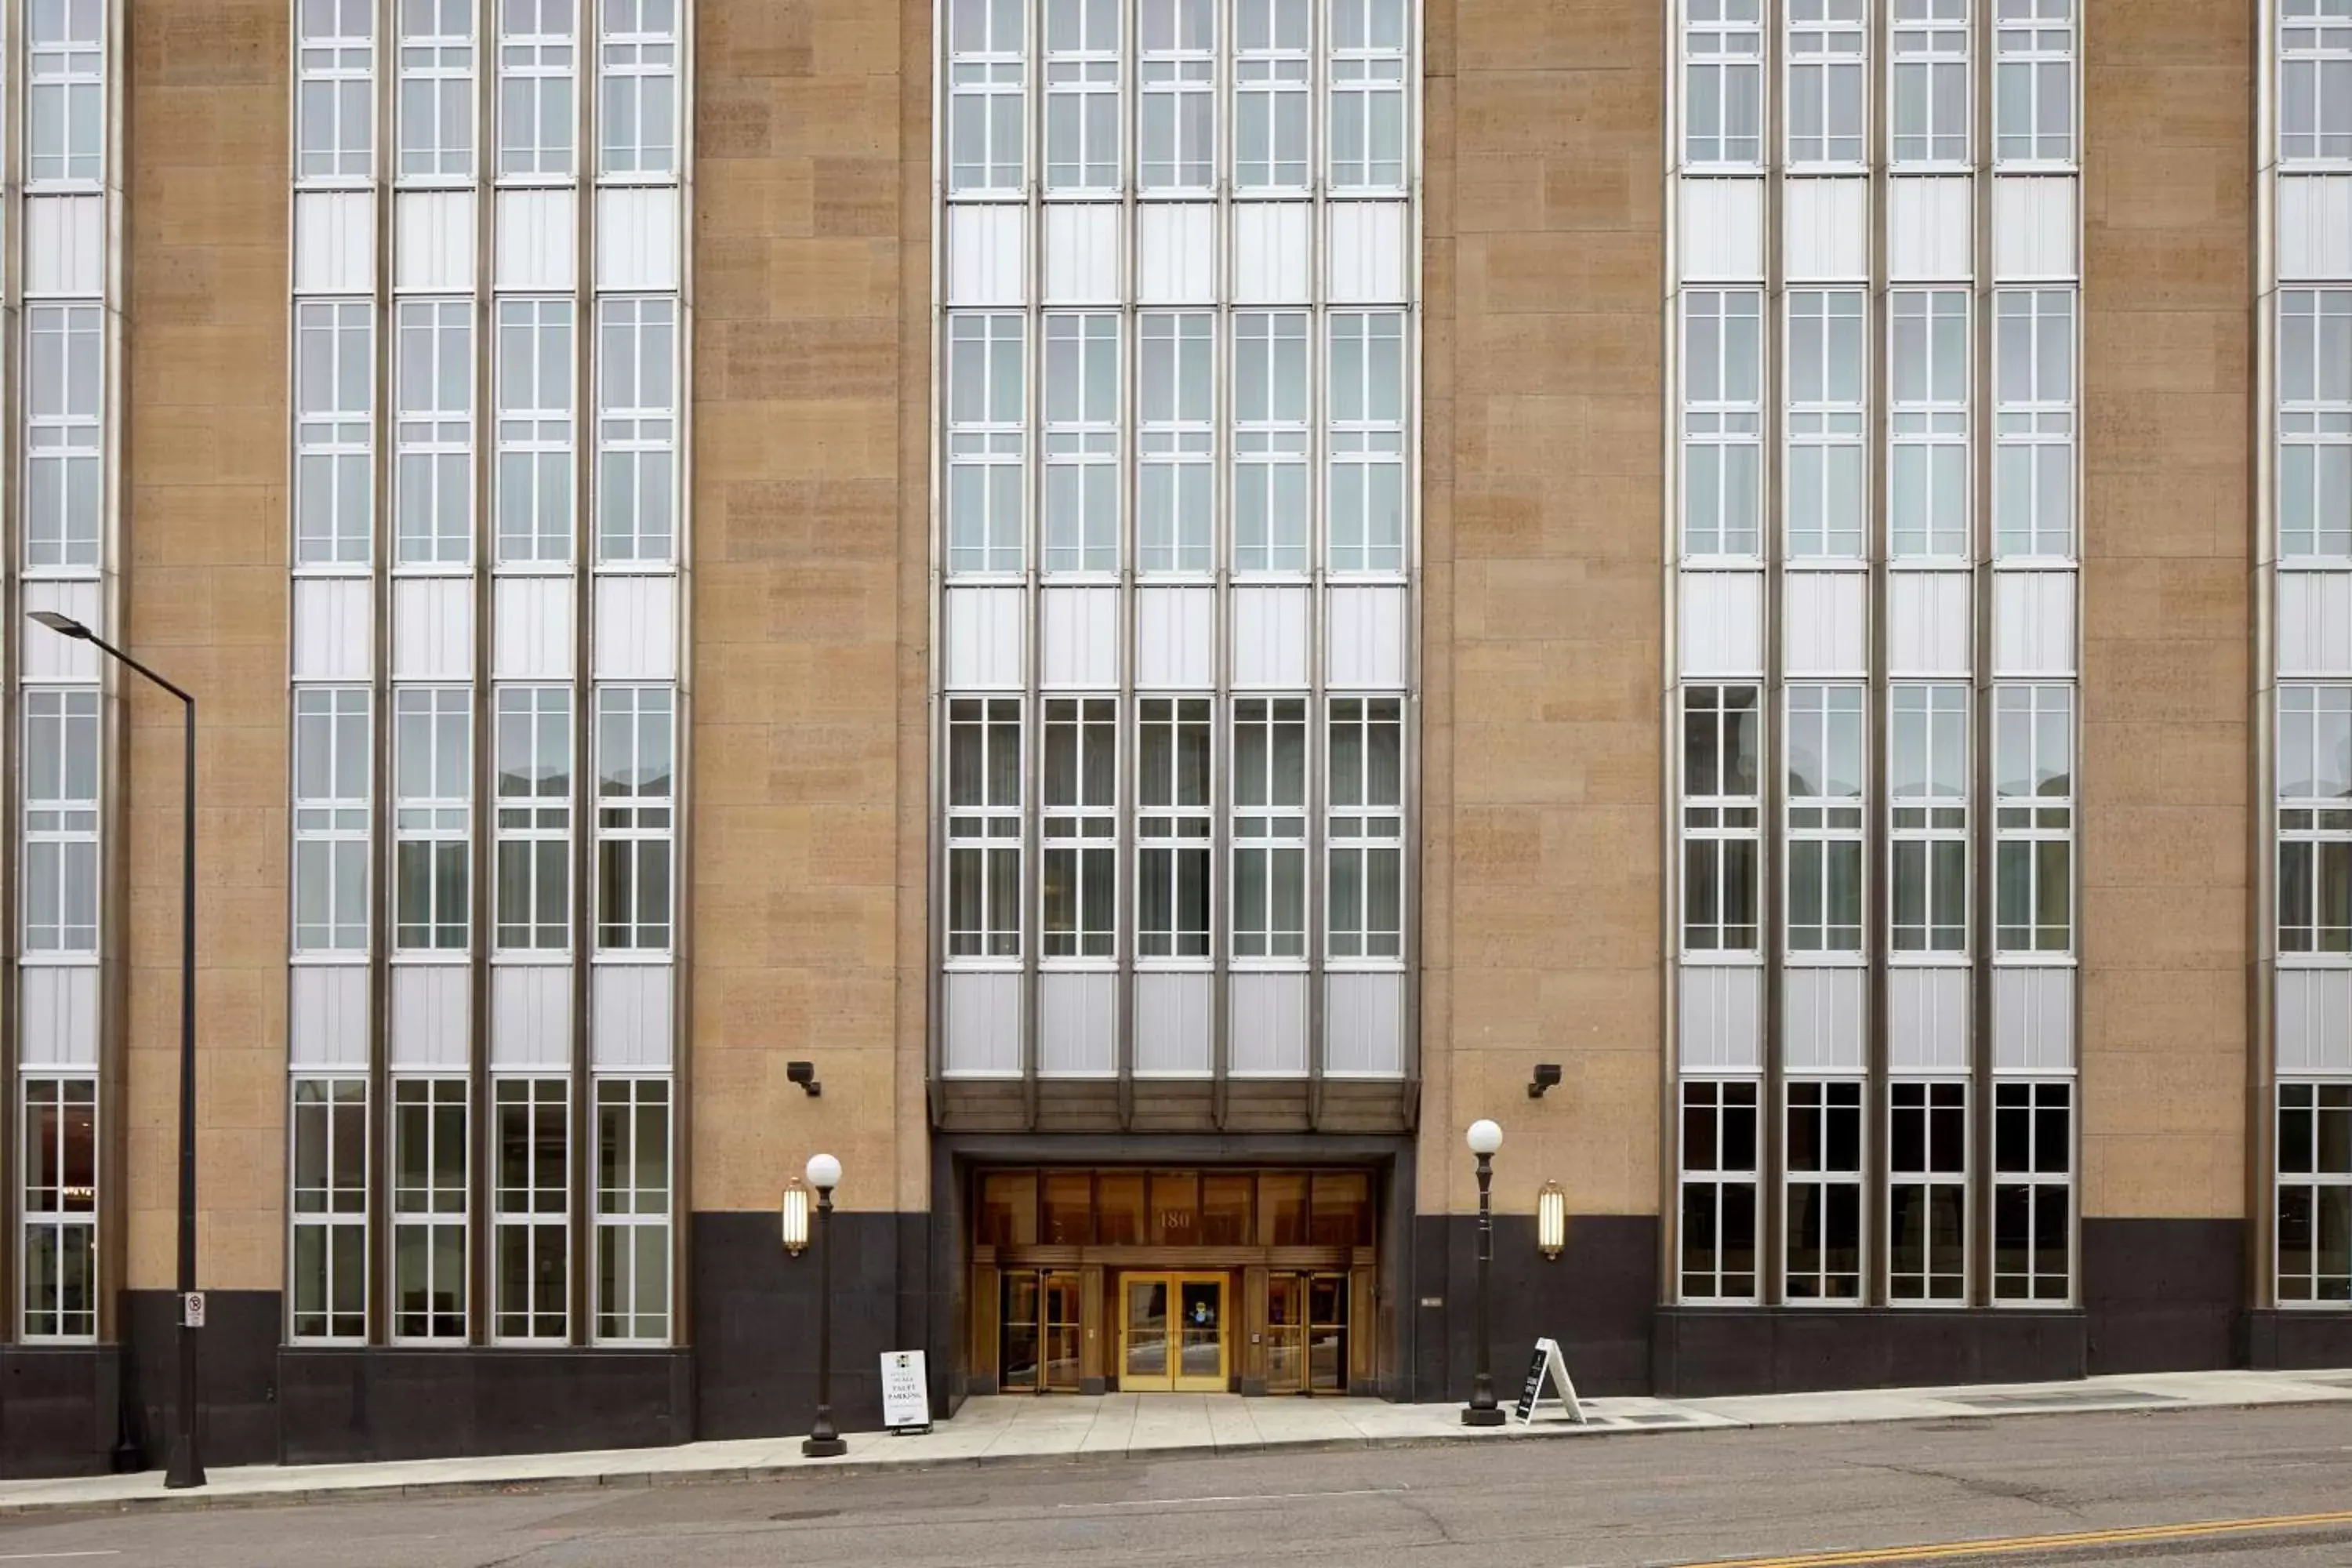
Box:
787;1061;822;1097
1537;1181;1567;1260
1528;1063;1562;1098
781;1177;810;1257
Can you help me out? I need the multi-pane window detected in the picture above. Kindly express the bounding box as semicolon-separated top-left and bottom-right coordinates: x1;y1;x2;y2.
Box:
1889;1080;1968;1301
597;298;677;564
949;697;1023;958
299;0;375;183
1328;314;1406;574
296;300;375;568
1994;289;2076;560
1891;0;1969;165
394;688;473;952
22;1079;96;1339
1889;290;1969;561
1784;1080;1863;1301
1995;685;2074;954
1139;0;1214;192
24;304;103;572
290;1079;368;1341
595;1077;670;1341
499;0;576;178
496;299;575;564
948;314;1025;575
1684;0;1763;167
1680;1079;1760;1301
1787;291;1866;559
493;1078;569;1341
27;0;103;186
1328;699;1403;961
1232;698;1308;960
1684;686;1762;954
496;686;573;952
1045;0;1120;191
2278;1083;2352;1303
1142;313;1214;573
395;299;475;566
391;1077;469;1340
1235;0;1310;190
1329;0;1406;190
1994;0;2074;163
949;0;1025;193
23;690;100;955
1137;698;1212;959
600;0;677;176
1891;685;1969;954
1044;314;1120;575
1684;291;1763;561
294;688;373;953
1787;0;1864;167
2280;291;2352;561
1786;687;1864;956
1043;699;1116;960
595;686;675;952
398;0;476;180
1234;312;1309;573
1991;1079;2071;1301
2279;685;2352;955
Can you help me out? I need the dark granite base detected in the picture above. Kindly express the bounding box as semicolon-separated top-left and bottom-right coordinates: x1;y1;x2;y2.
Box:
278;1347;692;1465
1651;1307;2086;1396
0;1345;121;1478
2081;1218;2245;1375
2246;1309;2352;1370
1412;1214;1661;1403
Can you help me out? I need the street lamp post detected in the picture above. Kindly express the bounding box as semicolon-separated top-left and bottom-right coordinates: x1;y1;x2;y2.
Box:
27;612;203;1487
1462;1118;1505;1426
800;1152;846;1457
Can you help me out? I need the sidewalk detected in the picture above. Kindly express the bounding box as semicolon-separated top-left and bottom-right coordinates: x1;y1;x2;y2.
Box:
4;1367;2347;1518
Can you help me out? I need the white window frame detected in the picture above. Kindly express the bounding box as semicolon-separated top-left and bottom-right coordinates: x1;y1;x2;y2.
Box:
24;303;103;573
1044;0;1119;192
492;1076;570;1343
2281;290;2352;563
2279;684;2352;958
22;688;100;957
1889;289;1970;562
1138;0;1214;194
1994;289;2076;561
1783;1078;1865;1304
1234;0;1311;191
947;312;1026;575
1233;310;1309;575
594;684;675;953
27;0;103;187
1042;697;1117;962
1890;684;1970;956
289;1076;369;1343
1889;1078;1970;1303
394;297;476;568
1136;696;1213;962
1785;685;1865;957
499;0;576;180
1786;0;1866;169
299;0;376;185
1683;684;1763;956
948;0;1026;195
596;296;677;565
949;696;1024;961
1328;0;1406;191
1044;314;1120;575
1140;312;1215;575
1232;696;1308;963
21;1076;98;1341
1994;684;2074;956
1991;1076;2074;1303
593;1075;672;1344
1684;290;1764;562
1683;0;1764;169
1328;313;1407;575
294;688;373;956
397;0;477;183
1327;696;1403;964
1679;1077;1761;1304
394;686;474;953
1891;0;1970;168
1994;0;2075;165
296;299;376;570
1787;290;1867;560
2277;1081;2352;1305
599;0;676;177
390;1075;470;1342
495;684;574;953
496;297;576;566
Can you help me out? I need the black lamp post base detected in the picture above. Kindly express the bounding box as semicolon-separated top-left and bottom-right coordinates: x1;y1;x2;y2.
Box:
801;1435;848;1458
1461;1406;1508;1428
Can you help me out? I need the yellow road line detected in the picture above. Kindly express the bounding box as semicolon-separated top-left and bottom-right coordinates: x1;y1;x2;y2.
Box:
1670;1506;2352;1568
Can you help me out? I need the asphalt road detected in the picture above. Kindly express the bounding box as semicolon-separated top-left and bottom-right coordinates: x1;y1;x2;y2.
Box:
12;1403;2352;1567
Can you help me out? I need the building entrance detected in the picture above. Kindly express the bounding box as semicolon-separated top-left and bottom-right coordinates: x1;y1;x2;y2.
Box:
1118;1272;1229;1392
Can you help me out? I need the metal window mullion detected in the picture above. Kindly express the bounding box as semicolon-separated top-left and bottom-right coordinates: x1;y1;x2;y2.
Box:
2254;0;2284;1315
569;0;598;1341
1116;55;1138;1123
1305;13;1328;1125
367;0;400;1341
1864;0;1897;1310
465;0;497;1348
1210;43;1234;1131
0;0;26;1345
1967;0;1998;1312
1759;0;1788;1312
1022;0;1044;1127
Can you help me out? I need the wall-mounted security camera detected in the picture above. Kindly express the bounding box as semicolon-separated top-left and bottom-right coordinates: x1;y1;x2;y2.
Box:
786;1061;822;1098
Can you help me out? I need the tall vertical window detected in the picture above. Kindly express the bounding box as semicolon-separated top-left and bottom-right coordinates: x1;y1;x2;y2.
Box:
1784;1080;1864;1301
22;1079;96;1339
1994;685;2074;953
1137;698;1212;959
493;1078;568;1341
599;0;677;176
1991;1080;2071;1301
1787;291;1866;559
1680;1079;1760;1301
595;1077;670;1341
1232;698;1308;960
398;0;476;180
2281;291;2352;561
1329;0;1406;190
294;688;373;953
1889;290;1969;561
1139;0;1214;192
1042;698;1116;959
1994;289;2075;560
1891;685;1969;954
499;0;575;177
1044;314;1119;574
597;298;677;564
1684;686;1762;953
595;686;674;952
2279;685;2352;955
1994;0;2074;163
299;0;375;182
1328;313;1406;574
949;0;1025;193
23;690;100;955
1141;313;1214;573
1327;698;1403;960
1786;686;1864;956
27;0;103;186
1044;0;1119;191
1891;0;1969;165
1234;312;1309;573
2278;1083;2352;1303
1684;0;1763;167
949;698;1023;958
496;686;573;952
291;1079;368;1341
496;299;576;564
392;1077;469;1340
296;300;376;568
947;313;1025;575
1684;291;1764;560
1235;0;1309;190
24;304;103;572
1889;1080;1968;1301
394;688;473;951
1787;0;1865;167
395;299;475;566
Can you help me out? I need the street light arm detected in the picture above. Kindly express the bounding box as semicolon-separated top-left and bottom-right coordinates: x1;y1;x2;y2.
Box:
74;625;194;707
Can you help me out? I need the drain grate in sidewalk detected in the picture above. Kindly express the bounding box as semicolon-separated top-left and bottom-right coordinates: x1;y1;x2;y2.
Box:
1944;1389;2180;1411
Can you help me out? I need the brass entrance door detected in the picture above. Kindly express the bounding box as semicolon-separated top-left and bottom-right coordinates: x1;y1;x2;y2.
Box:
1118;1272;1229;1392
1265;1272;1348;1394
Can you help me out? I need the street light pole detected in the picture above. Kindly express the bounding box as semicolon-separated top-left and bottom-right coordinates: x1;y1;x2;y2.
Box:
28;612;203;1487
1463;1118;1505;1426
801;1152;845;1458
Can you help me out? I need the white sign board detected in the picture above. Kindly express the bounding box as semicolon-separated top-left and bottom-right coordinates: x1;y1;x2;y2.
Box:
1512;1336;1584;1425
182;1292;205;1329
880;1350;931;1433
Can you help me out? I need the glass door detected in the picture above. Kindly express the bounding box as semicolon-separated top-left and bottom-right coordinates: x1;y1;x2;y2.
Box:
1120;1272;1228;1392
1307;1273;1348;1392
1042;1271;1082;1392
1173;1276;1226;1391
1121;1274;1172;1391
1266;1274;1306;1393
